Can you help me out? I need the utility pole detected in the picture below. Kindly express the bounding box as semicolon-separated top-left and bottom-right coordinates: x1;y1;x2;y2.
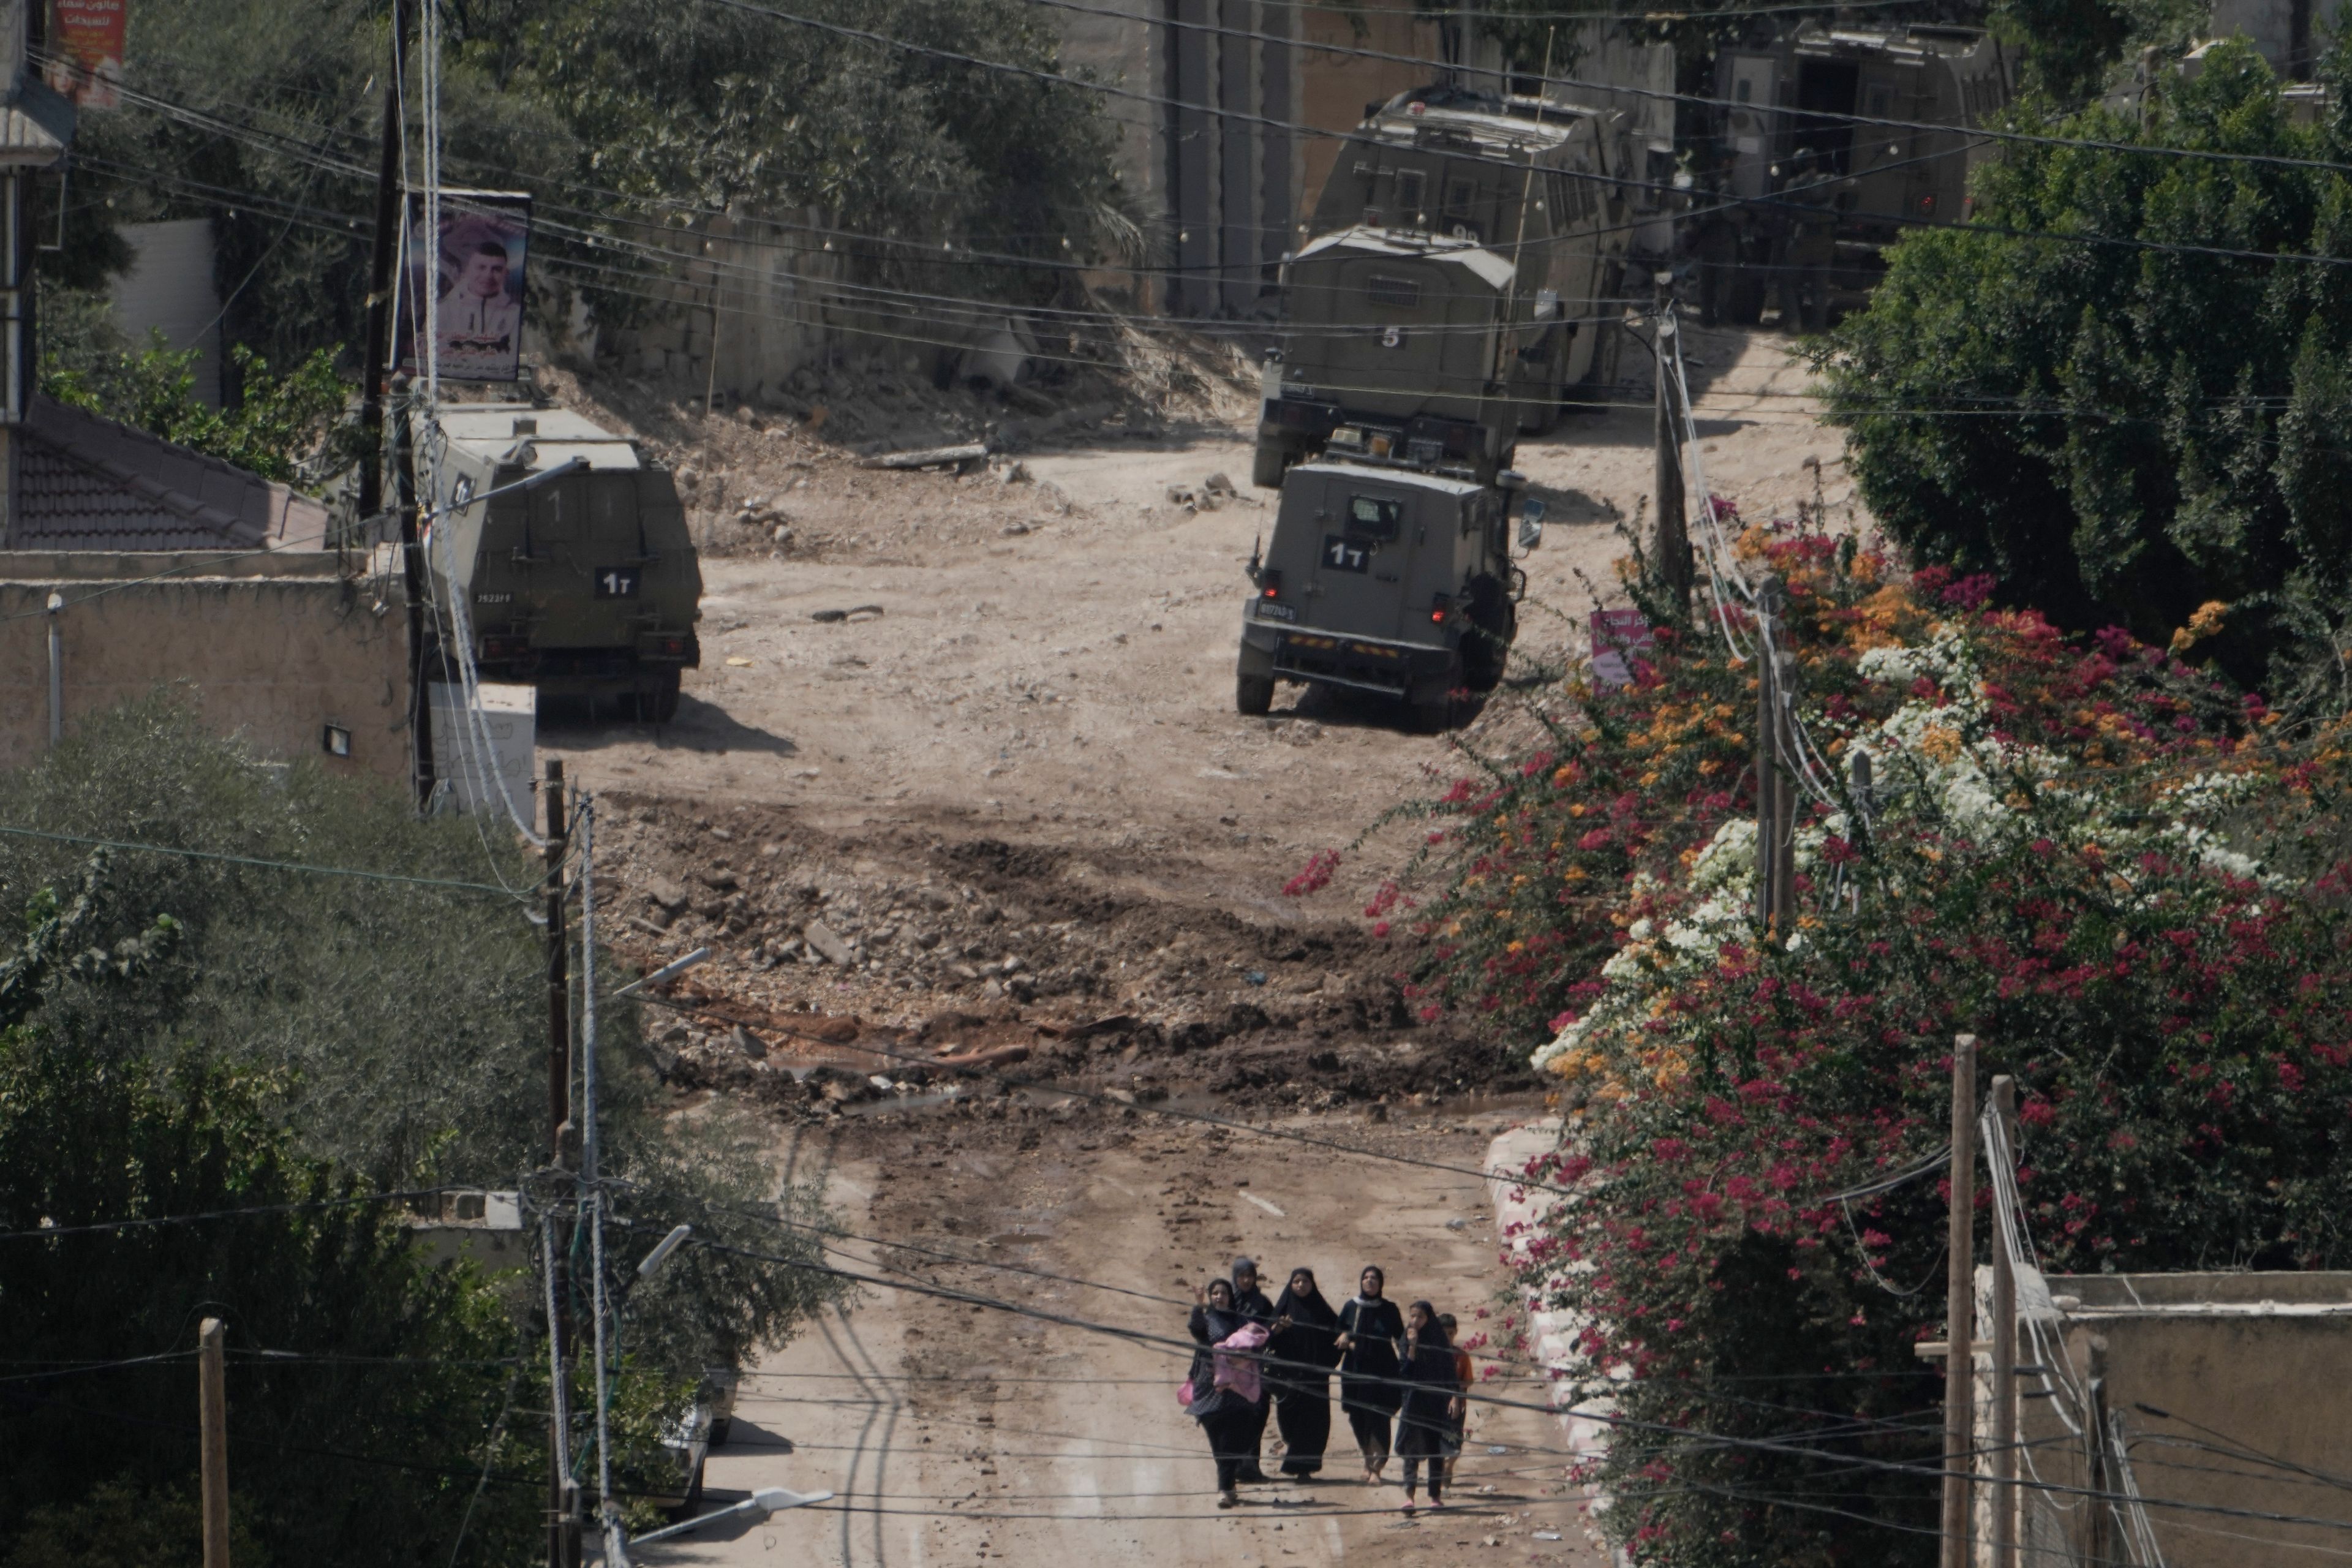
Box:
1753;575;1795;930
1651;273;1692;609
1989;1074;2018;1568
356;0;405;526
1754;579;1777;929
199;1318;229;1568
353;0;434;810
2084;1335;2113;1566
1942;1035;1978;1568
543;760;579;1568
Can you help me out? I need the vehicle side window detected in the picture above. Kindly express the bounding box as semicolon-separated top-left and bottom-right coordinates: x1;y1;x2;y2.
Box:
1346;495;1403;541
1395;168;1427;224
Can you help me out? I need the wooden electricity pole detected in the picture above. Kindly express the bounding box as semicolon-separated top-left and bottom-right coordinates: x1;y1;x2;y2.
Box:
1990;1074;2019;1568
1753;575;1795;930
352;0;435;808
1942;1036;1978;1568
543;760;579;1568
356;0;407;525
1651;274;1692;608
199;1318;229;1568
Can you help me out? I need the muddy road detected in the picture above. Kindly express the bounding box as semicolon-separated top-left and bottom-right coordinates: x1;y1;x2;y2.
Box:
534;324;1853;1563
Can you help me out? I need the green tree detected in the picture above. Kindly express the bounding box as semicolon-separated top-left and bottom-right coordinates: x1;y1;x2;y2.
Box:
0;869;537;1566
56;0;1130;375
1817;40;2352;699
0;695;837;1385
42;326;358;490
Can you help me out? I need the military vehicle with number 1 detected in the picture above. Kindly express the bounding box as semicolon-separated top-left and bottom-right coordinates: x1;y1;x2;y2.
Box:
415;405;703;722
1236;443;1545;729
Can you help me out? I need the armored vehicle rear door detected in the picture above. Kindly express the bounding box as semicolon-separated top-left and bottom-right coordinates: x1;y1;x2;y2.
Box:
1306;480;1419;641
518;467;646;647
1315;255;1493;410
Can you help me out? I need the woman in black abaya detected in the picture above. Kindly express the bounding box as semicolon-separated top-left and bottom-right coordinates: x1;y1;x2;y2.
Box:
1185;1277;1262;1508
1265;1267;1343;1479
1392;1300;1464;1515
1333;1264;1406;1483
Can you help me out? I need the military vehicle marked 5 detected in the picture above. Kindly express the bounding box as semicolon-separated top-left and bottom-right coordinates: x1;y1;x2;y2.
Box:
418;406;702;722
1256;85;1637;490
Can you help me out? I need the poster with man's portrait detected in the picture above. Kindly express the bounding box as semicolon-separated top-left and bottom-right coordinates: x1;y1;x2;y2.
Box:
396;189;532;383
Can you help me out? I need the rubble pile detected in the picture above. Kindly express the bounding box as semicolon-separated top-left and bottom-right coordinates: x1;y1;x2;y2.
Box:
596;798;1515;1117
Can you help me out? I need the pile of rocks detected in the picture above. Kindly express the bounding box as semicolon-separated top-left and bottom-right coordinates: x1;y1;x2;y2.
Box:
628;848;1103;1008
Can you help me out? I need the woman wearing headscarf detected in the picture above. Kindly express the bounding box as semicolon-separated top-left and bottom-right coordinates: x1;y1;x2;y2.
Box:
1393;1300;1464;1515
1229;1257;1277;1483
1439;1313;1474;1455
1185;1277;1268;1508
1266;1266;1343;1479
1333;1264;1406;1483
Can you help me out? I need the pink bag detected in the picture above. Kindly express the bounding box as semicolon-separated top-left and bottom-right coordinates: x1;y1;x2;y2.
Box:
1213;1322;1271;1404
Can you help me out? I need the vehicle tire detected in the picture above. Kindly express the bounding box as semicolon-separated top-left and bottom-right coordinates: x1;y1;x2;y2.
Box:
1251;432;1294;491
1461;577;1517;692
709;1417;731;1447
639;669;682;724
1724;273;1766;326
1408;656;1465;733
1236;671;1275;716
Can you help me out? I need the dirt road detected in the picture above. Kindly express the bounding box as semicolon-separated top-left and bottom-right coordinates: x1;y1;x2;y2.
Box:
633;1107;1610;1568
540;323;1852;1566
548;322;1858;1044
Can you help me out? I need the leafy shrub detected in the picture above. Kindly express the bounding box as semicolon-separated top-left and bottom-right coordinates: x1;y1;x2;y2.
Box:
1401;528;2352;1562
1818;41;2352;699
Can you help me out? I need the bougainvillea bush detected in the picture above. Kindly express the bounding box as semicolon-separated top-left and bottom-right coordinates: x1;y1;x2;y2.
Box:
1404;531;2352;1564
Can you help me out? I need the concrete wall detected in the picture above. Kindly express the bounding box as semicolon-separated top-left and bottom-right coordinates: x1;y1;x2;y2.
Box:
1992;1270;2352;1567
0;549;411;782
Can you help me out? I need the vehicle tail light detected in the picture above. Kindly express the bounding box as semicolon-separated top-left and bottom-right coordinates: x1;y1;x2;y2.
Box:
480;635;526;660
1262;570;1283;600
1431;592;1450;624
1920;194;1936;214
658;637;687;655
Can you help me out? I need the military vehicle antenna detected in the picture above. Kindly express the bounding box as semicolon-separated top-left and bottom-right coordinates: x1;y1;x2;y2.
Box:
1490;26;1557;390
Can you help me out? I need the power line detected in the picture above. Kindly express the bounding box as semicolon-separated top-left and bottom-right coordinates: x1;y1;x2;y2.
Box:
0;1185;469;1242
0;823;532;899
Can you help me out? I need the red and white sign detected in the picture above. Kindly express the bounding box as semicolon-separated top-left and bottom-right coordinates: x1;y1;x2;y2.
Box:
47;0;124;109
1589;608;1654;690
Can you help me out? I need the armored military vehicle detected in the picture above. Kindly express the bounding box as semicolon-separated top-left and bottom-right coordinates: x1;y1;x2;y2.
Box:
1235;445;1545;729
1253;85;1637;491
1695;23;2013;326
415;405;702;721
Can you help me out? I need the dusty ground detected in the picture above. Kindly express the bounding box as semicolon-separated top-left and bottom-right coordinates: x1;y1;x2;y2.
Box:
548;320;1858;1079
531;322;1856;1564
633;1106;1611;1568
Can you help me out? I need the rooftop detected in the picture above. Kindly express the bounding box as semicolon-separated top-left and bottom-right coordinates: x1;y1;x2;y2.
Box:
3;394;331;552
